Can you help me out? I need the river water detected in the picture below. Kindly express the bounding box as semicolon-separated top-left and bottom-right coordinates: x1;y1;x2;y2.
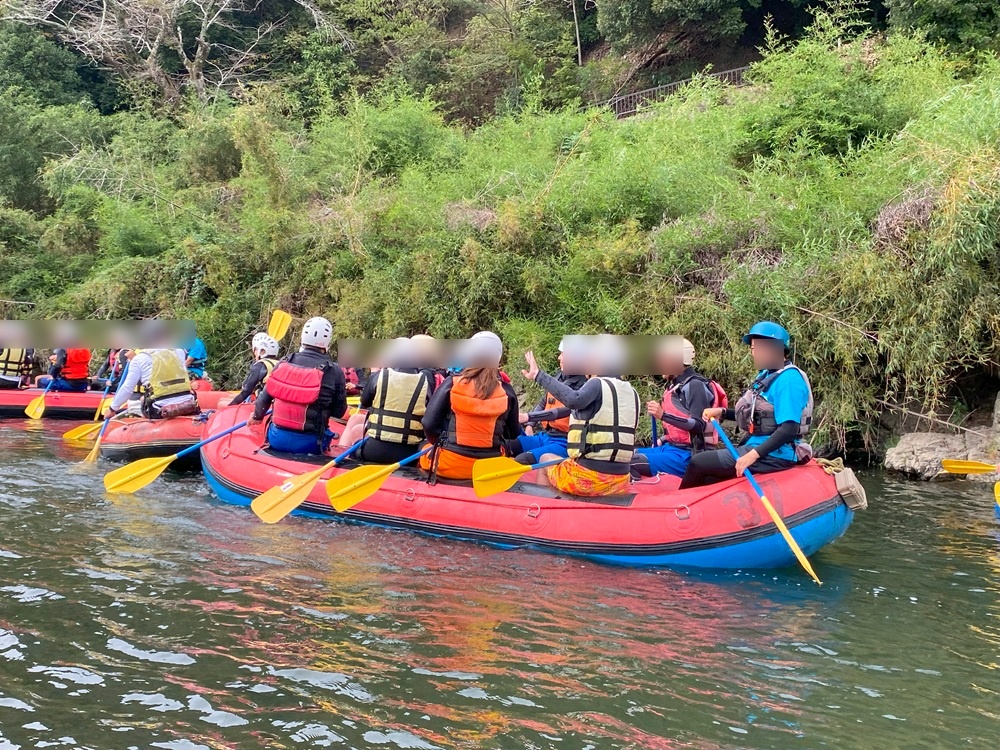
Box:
0;422;997;749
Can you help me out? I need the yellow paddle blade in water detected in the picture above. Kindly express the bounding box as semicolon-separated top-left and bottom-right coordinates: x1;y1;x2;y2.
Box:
326;463;399;513
994;482;1000;507
941;459;998;475
103;455;175;494
84;431;105;464
24;393;47;420
472;456;532;498
251;459;338;524
63;422;103;441
267;309;292;341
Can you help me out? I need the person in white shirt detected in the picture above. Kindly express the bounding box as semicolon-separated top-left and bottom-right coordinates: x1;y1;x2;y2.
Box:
102;349;199;420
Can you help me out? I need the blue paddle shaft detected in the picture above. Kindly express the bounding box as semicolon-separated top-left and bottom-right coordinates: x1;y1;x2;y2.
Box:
176;409;272;459
651;414;658;445
530;457;565;470
711;418;766;497
400;445;433;466
334;438;366;465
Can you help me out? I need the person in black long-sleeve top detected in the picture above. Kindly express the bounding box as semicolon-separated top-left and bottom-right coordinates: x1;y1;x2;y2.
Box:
249;317;347;455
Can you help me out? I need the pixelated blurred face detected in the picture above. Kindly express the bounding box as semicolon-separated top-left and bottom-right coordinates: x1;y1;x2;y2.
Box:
750;338;784;370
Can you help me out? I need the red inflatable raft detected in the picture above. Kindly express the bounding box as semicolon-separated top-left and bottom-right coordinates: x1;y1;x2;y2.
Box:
0;387;232;420
99;415;208;468
200;405;860;571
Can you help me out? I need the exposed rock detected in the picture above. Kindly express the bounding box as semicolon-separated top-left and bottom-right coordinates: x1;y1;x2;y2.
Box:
884;431;998;482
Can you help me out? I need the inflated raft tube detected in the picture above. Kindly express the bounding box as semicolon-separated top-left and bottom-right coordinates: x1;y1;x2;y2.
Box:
0;387;232;420
199;405;859;571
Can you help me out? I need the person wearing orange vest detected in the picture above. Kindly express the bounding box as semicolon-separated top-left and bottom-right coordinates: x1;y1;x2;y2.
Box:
508;337;587;463
37;348;91;392
419;331;520;481
631;336;726;479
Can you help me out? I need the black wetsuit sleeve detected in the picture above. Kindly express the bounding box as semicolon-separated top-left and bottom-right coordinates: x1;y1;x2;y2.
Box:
359;372;379;409
421;377;454;442
753;421;800;459
533;372;601;410
253;386;273;421
421;369;437;397
327;365;348;421
501;383;521;439
230;361;266;406
50;349;67;378
95;351;112;379
661;380;713;435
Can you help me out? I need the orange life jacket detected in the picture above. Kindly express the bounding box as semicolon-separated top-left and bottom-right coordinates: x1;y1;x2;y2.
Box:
540;394;571;434
62;349;91;380
442;377;509;458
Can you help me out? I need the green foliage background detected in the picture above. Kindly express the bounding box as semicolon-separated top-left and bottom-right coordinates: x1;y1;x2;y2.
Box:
1;4;1000;452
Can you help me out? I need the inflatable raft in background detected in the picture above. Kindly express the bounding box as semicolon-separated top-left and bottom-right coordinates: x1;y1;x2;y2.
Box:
99;415;207;468
200;405;861;571
0;387;232;420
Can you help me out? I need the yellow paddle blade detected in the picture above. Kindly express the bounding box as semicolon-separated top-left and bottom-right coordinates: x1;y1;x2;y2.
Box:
63;422;103;441
24;393;47;420
267;309;292;341
103;455;176;494
84;434;103;464
472;456;532;498
759;493;822;585
941;459;997;475
251;459;337;524
326;463;399;513
994;482;1000;506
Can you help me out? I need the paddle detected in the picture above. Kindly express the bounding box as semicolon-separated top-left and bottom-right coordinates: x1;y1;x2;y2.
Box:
63;421;104;441
251;439;366;524
92;378;113;420
104;416;253;494
472;455;565;498
712;419;822;585
267;309;292;341
941;459;998;475
24;379;54;420
651;414;658;446
84;415;114;464
325;445;433;513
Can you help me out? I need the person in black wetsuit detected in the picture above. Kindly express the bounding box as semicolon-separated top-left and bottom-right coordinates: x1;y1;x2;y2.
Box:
229;333;281;406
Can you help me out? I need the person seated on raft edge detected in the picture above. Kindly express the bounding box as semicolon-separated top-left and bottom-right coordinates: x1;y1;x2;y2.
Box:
248;317;347;456
226;333;281;407
521;337;641;498
184;335;210;384
102;348;200;420
91;348;124;391
418;331;521;481
507;337;587;465
36;348;92;392
631;336;728;479
0;348;34;390
338;337;436;465
678;321;814;489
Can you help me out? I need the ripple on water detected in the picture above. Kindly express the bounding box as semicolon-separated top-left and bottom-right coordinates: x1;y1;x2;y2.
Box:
106;638;196;666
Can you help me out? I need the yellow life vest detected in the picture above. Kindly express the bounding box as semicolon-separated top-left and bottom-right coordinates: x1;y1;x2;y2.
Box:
260;357;278;387
366;368;429;445
137;349;192;402
567;377;639;464
0;348;27;377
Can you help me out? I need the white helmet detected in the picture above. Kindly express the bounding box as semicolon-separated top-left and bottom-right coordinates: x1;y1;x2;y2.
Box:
301;317;333;349
255;334;280;357
251;332;267;350
469;330;503;367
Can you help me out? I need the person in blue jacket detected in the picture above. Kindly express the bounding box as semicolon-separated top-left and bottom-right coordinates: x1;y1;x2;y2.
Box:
678;322;813;489
185;336;209;380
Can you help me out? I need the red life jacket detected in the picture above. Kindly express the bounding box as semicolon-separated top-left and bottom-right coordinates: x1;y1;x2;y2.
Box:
62;349;92;380
267;360;327;431
661;375;728;447
443;377;509;458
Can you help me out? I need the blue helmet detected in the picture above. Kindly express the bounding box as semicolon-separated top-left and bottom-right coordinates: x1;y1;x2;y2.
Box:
742;321;791;349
